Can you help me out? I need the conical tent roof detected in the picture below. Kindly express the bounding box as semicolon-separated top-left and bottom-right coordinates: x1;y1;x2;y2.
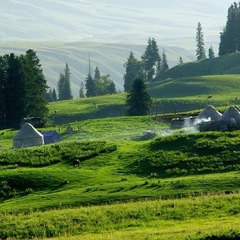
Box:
13;123;44;148
198;105;222;121
218;106;240;122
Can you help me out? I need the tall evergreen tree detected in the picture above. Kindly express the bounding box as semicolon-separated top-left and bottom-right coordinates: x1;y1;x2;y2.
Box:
106;80;117;94
179;56;184;65
0;50;48;127
57;63;73;100
93;66;101;80
125;78;152;116
160;50;169;72
21;49;48;118
4;54;26;126
196;22;206;60
141;38;160;81
52;88;57;101
123;51;143;92
79;81;85;98
85;73;96;97
219;2;240;55
208;46;215;58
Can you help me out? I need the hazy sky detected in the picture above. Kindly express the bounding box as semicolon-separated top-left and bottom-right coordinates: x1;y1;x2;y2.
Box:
0;0;236;52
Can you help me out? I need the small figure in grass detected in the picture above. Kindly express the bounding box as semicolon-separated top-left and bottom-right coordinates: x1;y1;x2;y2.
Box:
73;159;81;168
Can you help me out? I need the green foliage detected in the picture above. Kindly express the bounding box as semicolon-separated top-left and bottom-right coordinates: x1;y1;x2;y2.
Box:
0;50;48;127
57;63;73;100
0;193;240;239
219;2;240;55
143;132;240;175
123;51;144;92
141;38;160;81
0;141;117;167
196;22;206;60
155;52;240;81
125;78;152;116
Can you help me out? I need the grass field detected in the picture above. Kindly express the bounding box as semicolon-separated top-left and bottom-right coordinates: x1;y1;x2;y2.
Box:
1;70;240;239
1;113;240;239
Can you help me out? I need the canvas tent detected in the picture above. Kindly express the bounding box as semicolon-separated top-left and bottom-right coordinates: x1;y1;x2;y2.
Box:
41;131;60;144
13;123;44;148
197;105;222;121
218;106;240;122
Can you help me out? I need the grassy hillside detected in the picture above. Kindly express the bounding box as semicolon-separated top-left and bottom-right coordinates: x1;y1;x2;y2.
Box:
45;73;240;125
2;67;240;239
1;115;240;239
155;52;240;81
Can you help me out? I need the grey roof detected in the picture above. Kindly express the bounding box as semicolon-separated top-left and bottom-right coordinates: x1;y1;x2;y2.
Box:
218;106;240;122
198;105;222;121
13;123;43;140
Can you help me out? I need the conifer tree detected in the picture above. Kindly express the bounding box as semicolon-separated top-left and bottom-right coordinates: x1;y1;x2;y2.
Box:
123;51;143;92
85;73;96;97
79;81;85;98
52;88;57;101
57;63;73;100
141;38;160;81
160;50;169;72
0;50;48;127
21;49;48;118
196;22;206;60
219;2;240;55
125;78;152;116
179;56;184;65
208;46;215;58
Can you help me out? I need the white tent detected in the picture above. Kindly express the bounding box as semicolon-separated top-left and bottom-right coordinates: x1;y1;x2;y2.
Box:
197;105;222;121
218;106;240;122
13;123;44;148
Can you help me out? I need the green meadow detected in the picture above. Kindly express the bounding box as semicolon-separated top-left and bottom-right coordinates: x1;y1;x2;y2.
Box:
1;57;240;239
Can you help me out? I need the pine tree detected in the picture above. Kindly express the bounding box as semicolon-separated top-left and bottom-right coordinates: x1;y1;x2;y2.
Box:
57;63;73;100
196;22;206;60
79;81;85;98
106;80;117;94
4;54;27;126
57;73;65;100
125;78;152;116
21;49;48;118
179;56;184;65
52;88;57;101
219;2;240;55
0;50;48;127
141;38;160;81
85;73;96;97
160;50;169;72
94;66;101;80
123;51;143;92
208;46;215;58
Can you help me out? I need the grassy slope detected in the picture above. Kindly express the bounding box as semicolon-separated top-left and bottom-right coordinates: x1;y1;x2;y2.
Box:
1;115;240;239
45;73;240;125
155;52;240;80
2;52;240;238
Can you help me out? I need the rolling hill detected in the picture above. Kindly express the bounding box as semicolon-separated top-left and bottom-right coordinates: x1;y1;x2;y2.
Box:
155;52;240;81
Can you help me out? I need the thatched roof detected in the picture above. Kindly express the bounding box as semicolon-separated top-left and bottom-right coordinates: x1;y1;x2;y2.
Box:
13;123;43;140
218;106;240;122
198;105;222;121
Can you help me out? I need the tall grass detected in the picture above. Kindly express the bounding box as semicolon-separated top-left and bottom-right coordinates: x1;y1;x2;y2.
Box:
1;192;240;239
